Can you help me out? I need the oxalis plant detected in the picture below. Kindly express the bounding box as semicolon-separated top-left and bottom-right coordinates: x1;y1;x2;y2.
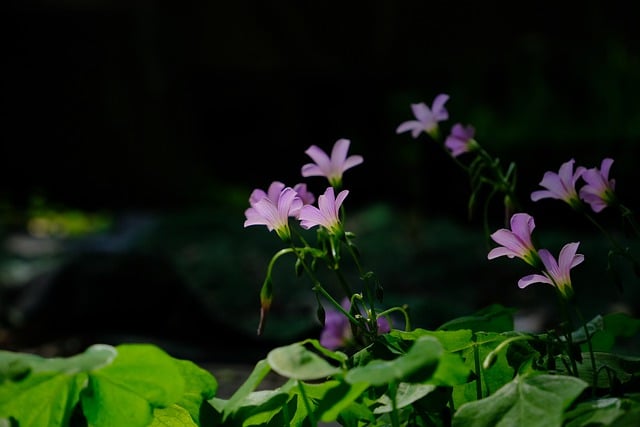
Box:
2;94;640;427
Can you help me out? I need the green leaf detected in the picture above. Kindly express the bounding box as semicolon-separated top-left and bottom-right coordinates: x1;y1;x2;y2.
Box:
438;304;516;333
391;328;474;352
0;344;116;426
307;380;370;422
82;344;185;427
219;359;273;420
373;382;437;414
586;313;640;352
267;342;342;380
346;336;443;385
564;397;640;427
172;359;218;424
452;332;514;408
452;373;588;427
0;344;116;380
0;372;86;427
150;405;198;427
574;352;640;388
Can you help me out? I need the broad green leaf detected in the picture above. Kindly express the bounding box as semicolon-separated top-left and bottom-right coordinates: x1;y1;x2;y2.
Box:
574;352;640;388
172;359;218;424
219;359;273;420
452;373;588;427
346;335;443;385
373;382;437;414
430;352;471;386
437;304;516;333
586;312;640;352
391;328;474;352
564;397;640;427
0;344;116;380
0;371;85;427
313;380;370;422
267;342;342;380
150;404;197;427
452;332;513;408
82;344;185;427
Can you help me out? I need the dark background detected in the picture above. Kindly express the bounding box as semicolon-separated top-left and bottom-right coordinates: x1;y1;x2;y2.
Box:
1;1;640;362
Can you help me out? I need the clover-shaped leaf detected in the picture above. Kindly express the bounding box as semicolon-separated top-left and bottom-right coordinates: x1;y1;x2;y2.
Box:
452;373;588;427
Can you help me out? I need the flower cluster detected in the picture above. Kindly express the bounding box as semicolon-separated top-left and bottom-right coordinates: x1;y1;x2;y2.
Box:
531;157;618;213
244;139;358;241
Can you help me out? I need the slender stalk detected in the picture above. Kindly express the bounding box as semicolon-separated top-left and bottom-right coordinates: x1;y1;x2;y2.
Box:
574;307;598;396
473;335;483;399
296;381;317;427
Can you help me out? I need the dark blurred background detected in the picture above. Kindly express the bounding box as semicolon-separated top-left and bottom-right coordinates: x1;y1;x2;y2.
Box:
1;1;639;363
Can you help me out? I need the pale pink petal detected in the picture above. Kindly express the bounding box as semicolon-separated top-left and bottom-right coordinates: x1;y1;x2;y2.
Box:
395;120;421;135
530;189;555;201
304;145;331;171
518;274;552;289
331;138;350;165
431;94;450;121
410;103;430;122
301;163;324;177
343;155;364;171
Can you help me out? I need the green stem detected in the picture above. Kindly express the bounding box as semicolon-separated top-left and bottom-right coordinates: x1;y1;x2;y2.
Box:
558;297;580;378
619;203;640;238
574;307;598;396
388;381;401;427
297;381;317;427
473;335;483;399
377;305;411;331
294;247;361;327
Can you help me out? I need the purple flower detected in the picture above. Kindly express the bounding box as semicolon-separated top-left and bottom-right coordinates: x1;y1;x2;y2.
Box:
292;183;316;206
444;123;478;157
488;213;540;267
320;298;391;350
579;158;617;213
301;138;363;188
518;242;584;300
244;187;303;241
530;159;586;209
298;187;349;235
396;94;450;139
249;181;314;219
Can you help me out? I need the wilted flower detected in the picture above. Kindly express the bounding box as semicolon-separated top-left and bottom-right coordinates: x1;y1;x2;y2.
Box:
444;123;478;157
396;94;449;139
579;158;617;213
320;298;391;350
518;242;584;300
298;187;349;235
488;213;540;268
530;159;586;210
244;187;303;241
301;138;363;188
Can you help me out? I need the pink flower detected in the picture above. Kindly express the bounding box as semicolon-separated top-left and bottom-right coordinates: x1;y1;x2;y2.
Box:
444;123;478;157
244;187;303;241
488;213;540;267
530;159;586;209
301;138;363;188
579;158;617;213
320;298;391;350
396;94;450;139
249;181;314;218
518;242;584;300
298;187;349;235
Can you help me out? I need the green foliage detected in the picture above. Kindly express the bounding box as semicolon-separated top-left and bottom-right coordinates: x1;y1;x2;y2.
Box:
0;344;217;427
1;307;640;425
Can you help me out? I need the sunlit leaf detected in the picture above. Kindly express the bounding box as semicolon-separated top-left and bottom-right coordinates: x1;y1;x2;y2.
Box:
267;342;342;380
82;344;185;427
150;404;197;427
0;372;85;427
